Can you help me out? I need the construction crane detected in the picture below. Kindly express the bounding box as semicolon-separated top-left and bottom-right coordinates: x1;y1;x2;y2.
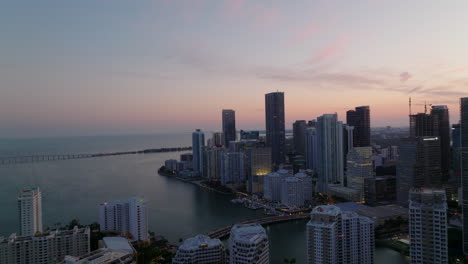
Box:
409;97;432;115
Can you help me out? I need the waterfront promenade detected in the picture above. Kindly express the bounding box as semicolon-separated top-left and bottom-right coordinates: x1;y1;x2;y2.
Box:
207;214;309;239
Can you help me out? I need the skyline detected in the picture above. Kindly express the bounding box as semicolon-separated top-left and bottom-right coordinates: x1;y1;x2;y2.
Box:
2;1;468;137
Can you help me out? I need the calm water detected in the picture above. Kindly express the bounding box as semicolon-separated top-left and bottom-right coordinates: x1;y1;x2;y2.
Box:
0;134;407;263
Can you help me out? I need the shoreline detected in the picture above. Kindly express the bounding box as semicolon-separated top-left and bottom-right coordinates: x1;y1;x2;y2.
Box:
157;169;233;195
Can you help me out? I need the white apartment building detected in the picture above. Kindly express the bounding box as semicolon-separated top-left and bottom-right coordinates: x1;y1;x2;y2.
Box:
263;172;283;202
306;205;374;264
295;172;313;201
99;197;149;241
409;188;448;264
18;187;42;236
229;223;269;264
173;234;226;264
281;177;305;208
0;226;90;264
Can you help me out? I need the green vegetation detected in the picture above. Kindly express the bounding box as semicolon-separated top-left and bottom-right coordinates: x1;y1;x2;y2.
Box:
201;181;233;194
376;239;409;256
283;258;297;263
375;216;407;238
135;236;175;264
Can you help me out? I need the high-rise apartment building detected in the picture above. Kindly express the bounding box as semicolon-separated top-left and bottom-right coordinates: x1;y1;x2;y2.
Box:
293;120;307;155
246;146;271;194
281;177;305;208
240;130;260;140
397;137;442;206
18;187;42;236
346;106;370;147
460;97;468;255
220;152;245;185
409;188;448;264
305;127;319;171
346;147;373;201
263;172;283;202
410;112;439;137
316;114;344;192
229;223;269;264
205;147;223;181
265;92;285;166
192;129;205;177
0;226;90;264
431;106;451;180
99;197;148;241
173;235;226;264
222;109;236;147
295;171;313;201
306;205;374;264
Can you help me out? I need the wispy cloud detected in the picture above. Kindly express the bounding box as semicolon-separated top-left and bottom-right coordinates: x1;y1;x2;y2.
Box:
307;36;351;64
400;72;412;82
285;23;320;48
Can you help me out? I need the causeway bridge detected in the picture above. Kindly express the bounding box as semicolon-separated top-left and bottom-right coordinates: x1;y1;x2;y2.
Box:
0;146;191;166
207;214;309;239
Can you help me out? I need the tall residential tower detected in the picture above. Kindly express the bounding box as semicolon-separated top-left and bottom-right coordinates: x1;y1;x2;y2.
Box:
265;92;285;167
18;187;42;236
222;109;236;147
346;106;370;147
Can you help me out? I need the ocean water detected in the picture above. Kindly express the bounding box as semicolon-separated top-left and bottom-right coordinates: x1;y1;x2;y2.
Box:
0;133;407;263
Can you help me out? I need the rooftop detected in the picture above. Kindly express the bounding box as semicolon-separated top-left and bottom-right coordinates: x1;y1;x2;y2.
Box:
312;205;341;216
179;235;223;251
102;237;135;254
230;223;267;243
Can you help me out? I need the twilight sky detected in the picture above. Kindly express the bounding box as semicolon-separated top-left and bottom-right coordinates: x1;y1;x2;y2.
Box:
1;0;468;138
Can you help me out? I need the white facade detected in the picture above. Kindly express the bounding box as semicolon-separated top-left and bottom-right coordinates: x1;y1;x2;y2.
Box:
316;114;344;193
99;197;148;241
220;152;245;185
173;235;226;264
263;172;283;202
0;226;90;264
341;211;374;264
18;187;42;236
229;223;269;264
295;172;313;201
307;205;374;264
192;129;205;177
281;177;305;208
346;147;373;201
409;188;448;264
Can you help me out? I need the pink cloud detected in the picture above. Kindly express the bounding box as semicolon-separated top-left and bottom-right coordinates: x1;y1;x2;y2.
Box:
223;0;246;17
253;5;282;29
308;36;351;64
285;24;320;48
400;72;412;82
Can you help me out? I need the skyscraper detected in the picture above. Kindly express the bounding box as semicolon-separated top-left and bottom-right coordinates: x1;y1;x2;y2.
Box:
220;152;245;185
316;114;344;192
246;146;271;194
431;106;451;180
229;223;269;264
281;177;305;208
192;129;205;177
346;147;373;201
346;106;370;147
409;188;448;264
99;197;149;241
306;205;374;264
222;109;236;147
396;137;442;206
461;97;468;255
205;146;223;181
18;187;42;236
265;92;285;166
410;112;439;137
293;120;307;155
305;127;319;171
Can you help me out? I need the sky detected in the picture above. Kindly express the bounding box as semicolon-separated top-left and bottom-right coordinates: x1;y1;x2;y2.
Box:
1;0;468;138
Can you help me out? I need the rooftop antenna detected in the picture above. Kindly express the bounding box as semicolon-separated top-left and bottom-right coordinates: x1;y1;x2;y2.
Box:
424;101;427;114
409;97;412;116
